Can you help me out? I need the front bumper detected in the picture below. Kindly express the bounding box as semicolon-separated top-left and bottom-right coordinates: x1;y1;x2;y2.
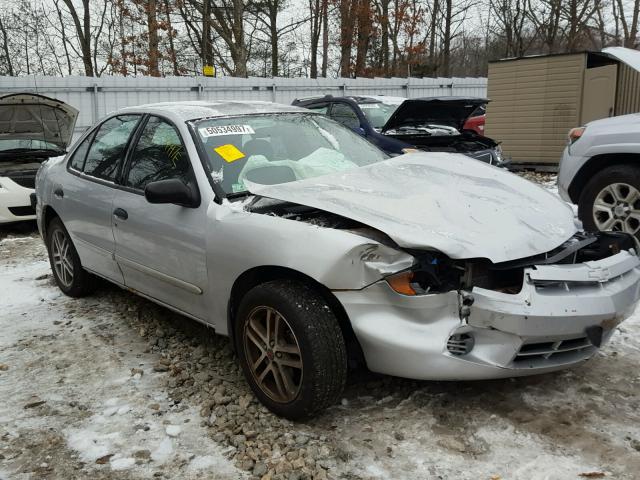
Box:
0;177;36;224
335;251;640;380
557;146;585;203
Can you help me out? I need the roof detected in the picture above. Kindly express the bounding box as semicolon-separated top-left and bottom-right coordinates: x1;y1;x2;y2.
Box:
293;94;408;105
119;100;306;122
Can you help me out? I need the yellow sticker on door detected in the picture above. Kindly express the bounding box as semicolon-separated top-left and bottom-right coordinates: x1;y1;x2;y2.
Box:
214;144;245;163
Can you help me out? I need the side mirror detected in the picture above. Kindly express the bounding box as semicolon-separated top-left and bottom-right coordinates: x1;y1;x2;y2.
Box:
144;179;199;208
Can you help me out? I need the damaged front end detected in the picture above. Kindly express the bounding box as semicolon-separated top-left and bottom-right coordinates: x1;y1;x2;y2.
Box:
332;230;640;380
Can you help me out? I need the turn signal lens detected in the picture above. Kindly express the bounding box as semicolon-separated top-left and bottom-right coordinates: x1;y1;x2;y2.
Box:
385;271;417;296
568;127;585;143
401;148;420;154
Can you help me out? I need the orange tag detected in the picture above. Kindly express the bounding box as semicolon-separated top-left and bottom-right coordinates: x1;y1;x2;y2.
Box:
214;144;245;163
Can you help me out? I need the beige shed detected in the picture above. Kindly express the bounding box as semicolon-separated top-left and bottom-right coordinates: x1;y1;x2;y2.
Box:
485;48;640;168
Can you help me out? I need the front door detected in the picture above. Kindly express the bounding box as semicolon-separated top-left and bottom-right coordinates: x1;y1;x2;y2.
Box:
112;115;208;319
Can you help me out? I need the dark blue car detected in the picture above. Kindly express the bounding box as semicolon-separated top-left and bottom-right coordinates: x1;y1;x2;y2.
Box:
292;95;505;166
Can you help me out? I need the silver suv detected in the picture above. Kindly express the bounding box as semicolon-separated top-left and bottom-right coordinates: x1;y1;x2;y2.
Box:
558;113;640;239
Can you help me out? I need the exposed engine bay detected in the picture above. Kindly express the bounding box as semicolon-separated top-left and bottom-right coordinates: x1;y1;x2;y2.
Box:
0;161;41;189
247;195;635;296
384;128;498;154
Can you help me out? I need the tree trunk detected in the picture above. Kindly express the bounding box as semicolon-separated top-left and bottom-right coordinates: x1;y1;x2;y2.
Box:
354;0;371;77
321;0;328;77
163;0;179;75
442;0;452;77
0;17;13;76
202;0;213;70
270;2;278;77
309;0;321;78
62;0;94;76
380;0;389;75
339;0;354;77
147;0;160;76
231;0;247;76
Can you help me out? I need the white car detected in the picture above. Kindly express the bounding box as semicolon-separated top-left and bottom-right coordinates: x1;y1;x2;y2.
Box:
0;93;78;224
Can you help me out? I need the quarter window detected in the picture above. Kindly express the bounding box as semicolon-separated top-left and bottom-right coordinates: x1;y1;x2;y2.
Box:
68;132;94;171
83;115;140;181
330;103;361;130
124;116;191;191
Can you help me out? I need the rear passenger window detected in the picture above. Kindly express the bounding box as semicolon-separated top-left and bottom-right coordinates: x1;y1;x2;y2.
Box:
68;133;93;171
83;115;140;181
124;116;191;191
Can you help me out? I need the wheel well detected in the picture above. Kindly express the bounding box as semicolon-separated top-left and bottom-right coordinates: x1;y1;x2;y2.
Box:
569;153;640;203
227;266;365;367
42;205;60;237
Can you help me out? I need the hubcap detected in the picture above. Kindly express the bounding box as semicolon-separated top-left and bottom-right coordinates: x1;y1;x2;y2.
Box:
51;230;74;288
593;183;640;236
243;306;303;403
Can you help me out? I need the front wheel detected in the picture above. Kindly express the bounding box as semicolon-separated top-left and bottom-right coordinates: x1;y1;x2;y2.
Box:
46;217;98;297
578;165;640;240
234;280;347;420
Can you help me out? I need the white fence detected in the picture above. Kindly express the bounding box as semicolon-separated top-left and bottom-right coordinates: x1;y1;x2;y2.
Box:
0;75;487;138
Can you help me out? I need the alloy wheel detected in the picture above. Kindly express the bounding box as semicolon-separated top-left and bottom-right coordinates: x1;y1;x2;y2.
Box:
243;306;303;403
51;229;74;288
593;182;640;236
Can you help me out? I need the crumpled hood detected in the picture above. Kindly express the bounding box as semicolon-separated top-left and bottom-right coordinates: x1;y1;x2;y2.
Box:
0;93;79;152
382;97;488;132
247;153;577;263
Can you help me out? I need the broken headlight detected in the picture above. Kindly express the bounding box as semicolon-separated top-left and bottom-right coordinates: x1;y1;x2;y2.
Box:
385;253;464;295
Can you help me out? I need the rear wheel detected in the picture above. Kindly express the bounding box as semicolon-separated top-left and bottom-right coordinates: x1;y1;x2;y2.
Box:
234;280;347;420
46;217;98;297
578;165;640;240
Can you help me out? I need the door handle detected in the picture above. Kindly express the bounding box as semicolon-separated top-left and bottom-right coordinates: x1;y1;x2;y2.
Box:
113;208;128;220
54;188;64;198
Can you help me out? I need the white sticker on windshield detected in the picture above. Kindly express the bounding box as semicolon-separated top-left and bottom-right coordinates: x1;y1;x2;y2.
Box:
359;104;380;109
199;125;255;137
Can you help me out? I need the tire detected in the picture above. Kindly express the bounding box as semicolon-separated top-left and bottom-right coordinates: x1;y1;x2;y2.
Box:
578;164;640;239
234;279;347;420
46;217;98;297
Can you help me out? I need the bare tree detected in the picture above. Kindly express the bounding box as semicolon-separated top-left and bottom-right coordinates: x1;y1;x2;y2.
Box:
62;0;95;76
616;0;640;47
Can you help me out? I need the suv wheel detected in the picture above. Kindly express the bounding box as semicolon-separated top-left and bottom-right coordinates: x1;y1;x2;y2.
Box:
234;280;347;420
46;217;98;297
578;165;640;239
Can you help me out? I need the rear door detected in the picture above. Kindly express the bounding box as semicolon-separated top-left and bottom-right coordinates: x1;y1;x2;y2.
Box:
59;114;142;283
112;115;208;319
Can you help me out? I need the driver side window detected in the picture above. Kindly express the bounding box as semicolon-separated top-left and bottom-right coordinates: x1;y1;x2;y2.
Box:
329;103;360;130
124;116;192;191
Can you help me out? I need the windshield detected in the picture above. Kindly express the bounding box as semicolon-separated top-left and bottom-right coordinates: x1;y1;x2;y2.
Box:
0;138;64;155
358;101;401;130
192;113;389;195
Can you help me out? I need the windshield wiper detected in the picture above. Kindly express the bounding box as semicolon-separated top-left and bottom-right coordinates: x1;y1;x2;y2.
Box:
225;191;254;200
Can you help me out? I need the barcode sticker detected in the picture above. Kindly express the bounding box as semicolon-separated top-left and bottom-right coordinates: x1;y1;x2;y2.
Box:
199;125;255;137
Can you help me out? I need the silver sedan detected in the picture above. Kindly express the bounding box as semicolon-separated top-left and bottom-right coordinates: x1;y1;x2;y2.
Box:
35;101;640;419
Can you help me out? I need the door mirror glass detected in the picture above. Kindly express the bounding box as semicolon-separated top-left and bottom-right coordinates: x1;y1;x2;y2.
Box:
144;179;198;207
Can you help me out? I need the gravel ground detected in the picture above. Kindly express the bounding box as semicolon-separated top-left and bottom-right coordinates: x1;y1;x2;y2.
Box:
2;174;640;480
